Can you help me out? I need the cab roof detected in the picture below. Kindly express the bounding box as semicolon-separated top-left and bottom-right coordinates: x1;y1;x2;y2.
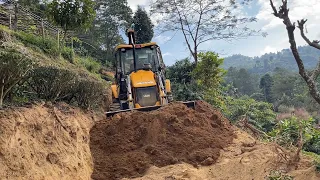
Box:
115;42;158;51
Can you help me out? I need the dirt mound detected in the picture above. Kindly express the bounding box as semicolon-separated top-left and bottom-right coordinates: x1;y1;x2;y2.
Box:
0;103;101;180
125;130;320;180
90;101;235;180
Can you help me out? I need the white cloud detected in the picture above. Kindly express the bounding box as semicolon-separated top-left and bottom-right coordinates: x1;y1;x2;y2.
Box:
257;0;320;31
260;46;277;55
127;0;150;12
162;52;172;57
153;35;171;44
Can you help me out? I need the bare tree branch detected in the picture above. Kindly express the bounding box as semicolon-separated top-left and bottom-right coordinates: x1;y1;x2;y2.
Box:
297;19;320;50
270;0;320;104
151;0;262;64
173;0;195;59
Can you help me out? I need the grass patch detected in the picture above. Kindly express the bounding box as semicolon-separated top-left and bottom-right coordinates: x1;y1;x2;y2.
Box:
61;46;74;63
14;31;60;57
78;56;101;73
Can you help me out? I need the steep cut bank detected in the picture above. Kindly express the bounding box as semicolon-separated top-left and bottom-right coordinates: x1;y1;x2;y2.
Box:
0;103;100;180
90;101;235;180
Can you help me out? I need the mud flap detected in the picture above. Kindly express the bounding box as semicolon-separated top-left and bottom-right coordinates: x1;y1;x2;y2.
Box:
106;101;196;118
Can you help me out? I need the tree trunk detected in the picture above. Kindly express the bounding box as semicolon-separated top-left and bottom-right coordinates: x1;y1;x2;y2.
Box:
270;0;320;105
193;46;198;64
0;80;4;108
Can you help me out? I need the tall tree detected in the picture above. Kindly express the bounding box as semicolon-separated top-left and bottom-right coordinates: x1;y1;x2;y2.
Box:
47;0;95;41
18;0;46;17
260;73;273;103
78;0;133;62
151;0;263;64
133;6;154;44
270;0;320;105
192;52;226;109
225;67;258;96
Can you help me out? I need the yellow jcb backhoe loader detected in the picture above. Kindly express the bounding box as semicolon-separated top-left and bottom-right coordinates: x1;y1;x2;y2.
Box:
106;27;195;117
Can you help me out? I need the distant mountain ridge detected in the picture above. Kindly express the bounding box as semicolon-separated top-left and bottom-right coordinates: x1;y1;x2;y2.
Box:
223;46;320;74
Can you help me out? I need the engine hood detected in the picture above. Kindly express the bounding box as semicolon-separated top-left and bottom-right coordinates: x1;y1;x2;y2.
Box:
130;70;157;88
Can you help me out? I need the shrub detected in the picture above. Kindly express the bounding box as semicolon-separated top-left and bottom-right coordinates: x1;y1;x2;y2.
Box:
61;47;74;63
79;57;101;73
75;77;106;109
27;65;107;109
14;31;59;57
28;66;78;101
224;96;276;132
0;47;35;107
269;115;320;154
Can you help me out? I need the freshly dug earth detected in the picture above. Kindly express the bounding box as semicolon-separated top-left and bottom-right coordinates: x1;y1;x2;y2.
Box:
0;103;100;180
90;101;235;180
125;130;320;180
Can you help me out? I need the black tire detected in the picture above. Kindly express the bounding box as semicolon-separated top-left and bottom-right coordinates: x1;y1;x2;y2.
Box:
109;102;121;111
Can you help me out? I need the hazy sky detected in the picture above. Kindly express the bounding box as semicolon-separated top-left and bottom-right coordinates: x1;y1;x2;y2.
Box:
127;0;320;65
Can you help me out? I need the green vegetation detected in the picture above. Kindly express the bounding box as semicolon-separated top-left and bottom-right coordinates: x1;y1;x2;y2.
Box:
0;47;35;107
192;52;226;109
15;31;60;57
167;50;320;159
224;96;276;132
133;6;154;44
0;24;108;110
47;0;95;40
78;56;101;74
223;46;320;72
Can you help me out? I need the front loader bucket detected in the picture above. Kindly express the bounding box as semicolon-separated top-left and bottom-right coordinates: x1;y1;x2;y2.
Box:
106;101;196;118
106;105;162;118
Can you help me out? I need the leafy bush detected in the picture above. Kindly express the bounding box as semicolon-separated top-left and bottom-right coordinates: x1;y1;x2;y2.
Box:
78;57;101;73
303;129;320;154
224;96;276;132
0;47;35;107
27;65;107;109
75;77;106;109
61;47;74;63
269;114;320;154
14;31;60;57
28;66;78;101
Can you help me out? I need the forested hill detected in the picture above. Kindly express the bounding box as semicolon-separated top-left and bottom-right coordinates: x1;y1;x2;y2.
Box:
223;46;320;73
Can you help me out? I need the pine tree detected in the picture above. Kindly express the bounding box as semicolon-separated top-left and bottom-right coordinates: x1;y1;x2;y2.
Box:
133;6;154;44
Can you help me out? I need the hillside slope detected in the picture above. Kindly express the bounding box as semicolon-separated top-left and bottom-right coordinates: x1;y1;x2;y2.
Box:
223;46;320;73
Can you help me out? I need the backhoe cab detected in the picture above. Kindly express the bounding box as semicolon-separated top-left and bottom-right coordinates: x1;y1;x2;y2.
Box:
106;27;195;117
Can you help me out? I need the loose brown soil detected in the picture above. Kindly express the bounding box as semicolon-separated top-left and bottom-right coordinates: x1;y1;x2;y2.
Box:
0;103;100;180
90;101;235;180
125;130;320;180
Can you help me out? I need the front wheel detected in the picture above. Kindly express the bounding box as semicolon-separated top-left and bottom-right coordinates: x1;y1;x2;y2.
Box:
109;102;121;111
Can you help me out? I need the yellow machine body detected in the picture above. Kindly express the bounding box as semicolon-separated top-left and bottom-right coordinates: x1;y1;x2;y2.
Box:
106;28;195;117
130;70;157;88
